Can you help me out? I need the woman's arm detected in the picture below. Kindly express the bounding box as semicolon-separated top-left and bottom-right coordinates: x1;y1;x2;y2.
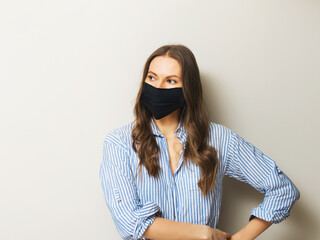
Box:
222;128;300;239
142;217;231;240
224;129;300;224
231;217;272;240
142;217;207;240
100;139;161;239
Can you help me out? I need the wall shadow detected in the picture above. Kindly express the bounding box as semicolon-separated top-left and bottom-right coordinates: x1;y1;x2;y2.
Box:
217;176;264;234
200;72;224;124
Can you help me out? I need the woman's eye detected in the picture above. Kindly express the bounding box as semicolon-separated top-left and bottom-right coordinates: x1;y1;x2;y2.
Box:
148;75;155;81
168;79;176;84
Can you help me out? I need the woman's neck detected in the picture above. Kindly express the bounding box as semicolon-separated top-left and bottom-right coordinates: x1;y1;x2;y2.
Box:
153;109;181;138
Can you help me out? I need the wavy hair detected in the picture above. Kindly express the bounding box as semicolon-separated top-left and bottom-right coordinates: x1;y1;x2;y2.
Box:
131;44;219;196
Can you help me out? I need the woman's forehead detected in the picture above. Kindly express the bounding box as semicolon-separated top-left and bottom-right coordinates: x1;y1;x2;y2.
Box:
149;56;182;77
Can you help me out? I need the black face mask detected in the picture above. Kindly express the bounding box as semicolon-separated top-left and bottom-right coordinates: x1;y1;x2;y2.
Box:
140;82;185;120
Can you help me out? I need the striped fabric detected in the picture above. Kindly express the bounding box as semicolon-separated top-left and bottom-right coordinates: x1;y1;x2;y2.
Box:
99;118;300;240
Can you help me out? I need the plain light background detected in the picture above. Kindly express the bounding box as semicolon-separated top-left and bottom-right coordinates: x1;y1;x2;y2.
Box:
0;0;319;239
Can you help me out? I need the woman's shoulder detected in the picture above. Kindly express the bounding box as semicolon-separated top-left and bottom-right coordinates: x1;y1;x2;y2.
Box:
207;121;236;166
103;120;135;150
207;121;242;151
208;121;233;138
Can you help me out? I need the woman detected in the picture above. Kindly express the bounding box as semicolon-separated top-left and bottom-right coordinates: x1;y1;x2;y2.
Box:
99;44;300;240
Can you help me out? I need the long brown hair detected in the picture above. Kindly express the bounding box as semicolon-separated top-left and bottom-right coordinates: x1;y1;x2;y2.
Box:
131;44;219;197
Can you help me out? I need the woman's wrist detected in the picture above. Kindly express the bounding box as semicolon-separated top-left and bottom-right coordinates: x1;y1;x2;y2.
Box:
231;232;250;240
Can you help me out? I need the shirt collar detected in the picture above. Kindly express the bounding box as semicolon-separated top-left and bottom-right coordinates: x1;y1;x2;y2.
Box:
150;117;187;143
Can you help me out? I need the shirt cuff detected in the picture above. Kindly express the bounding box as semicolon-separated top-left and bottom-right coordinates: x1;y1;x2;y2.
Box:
132;201;160;239
250;205;289;224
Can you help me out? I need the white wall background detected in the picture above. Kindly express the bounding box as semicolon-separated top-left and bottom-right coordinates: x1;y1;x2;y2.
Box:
0;0;319;239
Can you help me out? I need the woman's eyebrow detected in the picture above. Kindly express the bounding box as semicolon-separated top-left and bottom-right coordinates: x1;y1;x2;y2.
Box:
148;71;181;79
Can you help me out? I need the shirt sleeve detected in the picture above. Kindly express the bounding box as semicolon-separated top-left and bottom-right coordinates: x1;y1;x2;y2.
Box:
99;139;160;240
224;129;300;224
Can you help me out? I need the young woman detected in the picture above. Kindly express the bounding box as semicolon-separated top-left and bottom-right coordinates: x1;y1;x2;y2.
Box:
99;45;300;240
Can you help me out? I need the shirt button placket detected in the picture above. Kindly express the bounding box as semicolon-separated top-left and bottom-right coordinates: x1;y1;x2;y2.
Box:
172;180;177;221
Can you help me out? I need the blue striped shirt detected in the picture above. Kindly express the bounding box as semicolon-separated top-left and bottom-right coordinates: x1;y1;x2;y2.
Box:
99;118;300;240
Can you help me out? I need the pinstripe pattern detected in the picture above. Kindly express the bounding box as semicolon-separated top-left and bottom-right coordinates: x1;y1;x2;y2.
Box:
99;118;300;239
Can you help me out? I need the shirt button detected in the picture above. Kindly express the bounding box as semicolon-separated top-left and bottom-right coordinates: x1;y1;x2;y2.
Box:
172;181;174;185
